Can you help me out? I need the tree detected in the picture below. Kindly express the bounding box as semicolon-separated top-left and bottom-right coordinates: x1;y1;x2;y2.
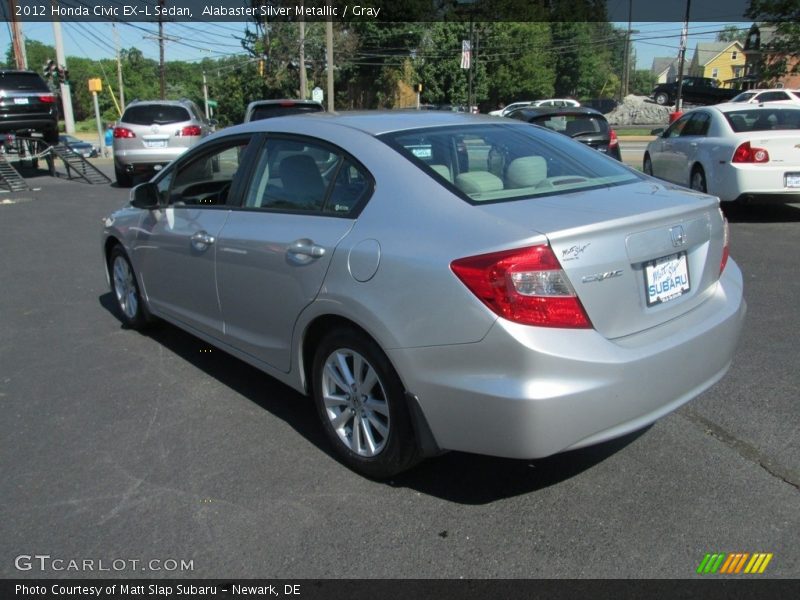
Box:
716;25;746;43
746;0;800;81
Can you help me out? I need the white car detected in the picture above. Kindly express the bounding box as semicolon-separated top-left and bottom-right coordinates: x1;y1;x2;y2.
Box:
643;104;800;203
489;98;580;117
728;88;800;106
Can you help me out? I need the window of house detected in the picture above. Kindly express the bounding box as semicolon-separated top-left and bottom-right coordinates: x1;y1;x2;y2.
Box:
732;51;738;60
711;68;719;79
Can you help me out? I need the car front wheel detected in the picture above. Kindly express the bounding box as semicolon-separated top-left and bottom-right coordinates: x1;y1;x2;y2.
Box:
643;154;653;176
654;92;671;106
312;328;420;479
109;245;152;329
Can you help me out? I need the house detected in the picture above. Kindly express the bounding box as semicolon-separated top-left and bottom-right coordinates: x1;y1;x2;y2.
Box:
651;57;686;83
689;41;746;88
740;24;800;90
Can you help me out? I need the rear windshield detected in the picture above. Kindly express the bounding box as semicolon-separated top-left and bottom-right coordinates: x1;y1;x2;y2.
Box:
0;72;49;92
528;114;609;136
380;123;639;204
248;103;323;121
122;105;192;125
724;108;800;132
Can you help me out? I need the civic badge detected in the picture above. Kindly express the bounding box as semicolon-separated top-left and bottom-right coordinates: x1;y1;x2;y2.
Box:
151;125;160;133
670;225;687;247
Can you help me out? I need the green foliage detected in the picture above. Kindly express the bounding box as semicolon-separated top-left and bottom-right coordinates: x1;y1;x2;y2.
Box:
629;70;657;96
746;1;800;81
716;25;746;43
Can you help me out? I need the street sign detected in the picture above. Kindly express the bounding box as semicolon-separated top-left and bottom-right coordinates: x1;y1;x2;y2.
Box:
312;87;324;103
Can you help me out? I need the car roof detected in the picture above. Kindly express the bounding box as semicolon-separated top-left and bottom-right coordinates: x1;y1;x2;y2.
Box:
507;106;604;118
247;99;323;107
231;110;515;136
709;102;800;113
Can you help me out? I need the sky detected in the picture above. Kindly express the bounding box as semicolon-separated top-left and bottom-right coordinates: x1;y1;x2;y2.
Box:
0;20;748;73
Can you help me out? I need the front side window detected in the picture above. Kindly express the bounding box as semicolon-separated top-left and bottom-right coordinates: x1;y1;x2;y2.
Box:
380;123;639;204
666;114;692;138
681;112;711;136
244;138;371;216
162;137;251;206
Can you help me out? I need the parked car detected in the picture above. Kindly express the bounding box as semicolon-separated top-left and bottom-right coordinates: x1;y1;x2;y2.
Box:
59;134;98;158
506;106;622;160
651;77;739;106
0;69;59;144
643;104;800;203
489;99;580;117
244;99;324;122
728;88;800;105
103;111;745;478
112;99;213;187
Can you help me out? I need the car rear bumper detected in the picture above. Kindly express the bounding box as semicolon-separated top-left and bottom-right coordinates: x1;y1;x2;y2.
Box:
0;117;57;134
389;259;746;459
114;147;188;169
715;163;800;202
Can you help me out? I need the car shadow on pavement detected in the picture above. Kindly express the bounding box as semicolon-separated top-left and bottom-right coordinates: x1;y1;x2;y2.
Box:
722;201;800;223
100;293;649;504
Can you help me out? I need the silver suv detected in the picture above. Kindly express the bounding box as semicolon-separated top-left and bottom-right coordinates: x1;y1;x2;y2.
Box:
113;99;212;186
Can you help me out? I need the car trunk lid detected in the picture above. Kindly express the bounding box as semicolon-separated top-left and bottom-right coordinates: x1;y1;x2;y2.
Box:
476;181;727;339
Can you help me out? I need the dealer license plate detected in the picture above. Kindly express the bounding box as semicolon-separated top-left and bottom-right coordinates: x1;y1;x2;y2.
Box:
645;252;690;307
785;173;800;188
144;140;167;149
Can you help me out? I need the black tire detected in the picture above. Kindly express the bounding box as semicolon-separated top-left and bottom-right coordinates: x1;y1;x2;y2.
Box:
44;127;59;145
643;153;653;176
115;162;133;187
108;245;153;330
654;92;671;106
312;328;421;479
690;166;707;193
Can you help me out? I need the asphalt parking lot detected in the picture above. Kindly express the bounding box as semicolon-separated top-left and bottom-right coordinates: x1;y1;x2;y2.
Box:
1;160;798;580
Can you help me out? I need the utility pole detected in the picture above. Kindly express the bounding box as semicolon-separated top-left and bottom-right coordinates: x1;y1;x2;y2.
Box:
114;23;125;109
158;0;166;99
325;4;334;111
675;0;692;113
467;18;474;112
202;72;210;120
9;0;28;69
299;6;307;100
51;3;75;134
621;0;632;100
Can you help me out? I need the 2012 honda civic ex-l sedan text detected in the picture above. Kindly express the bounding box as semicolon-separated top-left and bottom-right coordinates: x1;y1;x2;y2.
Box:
102;112;746;478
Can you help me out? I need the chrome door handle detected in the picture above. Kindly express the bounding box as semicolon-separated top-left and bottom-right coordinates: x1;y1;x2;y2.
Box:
287;239;326;264
190;231;216;251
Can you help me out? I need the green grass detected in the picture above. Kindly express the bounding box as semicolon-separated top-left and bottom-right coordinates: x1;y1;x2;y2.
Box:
615;127;656;136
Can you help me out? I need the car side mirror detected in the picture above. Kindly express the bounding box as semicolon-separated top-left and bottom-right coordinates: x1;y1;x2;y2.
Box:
650;127;665;136
130;182;160;209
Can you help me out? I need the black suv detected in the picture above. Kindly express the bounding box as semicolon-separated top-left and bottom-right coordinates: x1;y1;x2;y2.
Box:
651;77;739;107
0;70;59;144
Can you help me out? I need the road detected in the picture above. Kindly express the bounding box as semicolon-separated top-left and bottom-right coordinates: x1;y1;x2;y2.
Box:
1;162;798;580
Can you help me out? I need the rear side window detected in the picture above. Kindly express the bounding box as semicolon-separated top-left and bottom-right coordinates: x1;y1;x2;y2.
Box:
0;72;49;92
122;105;191;125
381;124;638;204
248;103;323;121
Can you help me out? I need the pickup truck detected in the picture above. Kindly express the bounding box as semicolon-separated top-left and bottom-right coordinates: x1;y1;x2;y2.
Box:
651;77;740;106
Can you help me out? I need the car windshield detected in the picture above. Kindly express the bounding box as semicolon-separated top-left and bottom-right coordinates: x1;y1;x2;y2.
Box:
529;114;608;137
380;123;638;204
249;103;323;121
731;92;756;103
0;72;49;92
122;105;192;125
723;108;800;132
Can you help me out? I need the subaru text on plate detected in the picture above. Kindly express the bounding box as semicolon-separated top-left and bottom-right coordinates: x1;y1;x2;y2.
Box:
102;112;746;478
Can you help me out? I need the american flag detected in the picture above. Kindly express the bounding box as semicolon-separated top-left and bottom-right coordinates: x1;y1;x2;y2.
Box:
461;40;471;69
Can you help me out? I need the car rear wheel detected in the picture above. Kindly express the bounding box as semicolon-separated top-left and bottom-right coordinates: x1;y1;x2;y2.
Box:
643;154;653;176
654;92;671;106
109;245;152;329
690;166;707;193
312;328;420;479
114;162;133;187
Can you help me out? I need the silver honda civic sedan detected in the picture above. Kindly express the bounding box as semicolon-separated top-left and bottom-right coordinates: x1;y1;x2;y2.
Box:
102;111;746;478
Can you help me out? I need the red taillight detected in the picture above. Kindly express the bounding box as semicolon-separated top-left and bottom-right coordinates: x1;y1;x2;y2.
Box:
732;141;769;163
178;125;202;136
113;127;135;139
608;128;619;148
38;95;56;103
451;245;592;329
720;216;730;276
